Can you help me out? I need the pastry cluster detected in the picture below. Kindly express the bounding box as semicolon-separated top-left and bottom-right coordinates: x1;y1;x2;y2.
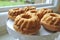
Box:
8;6;60;35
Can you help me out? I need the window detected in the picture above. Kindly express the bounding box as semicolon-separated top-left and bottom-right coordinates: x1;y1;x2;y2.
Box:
0;0;46;7
0;0;59;12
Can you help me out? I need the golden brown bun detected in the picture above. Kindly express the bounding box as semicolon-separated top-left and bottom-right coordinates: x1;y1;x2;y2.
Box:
36;8;53;20
26;9;37;15
8;8;25;20
14;14;41;35
24;6;36;12
41;13;60;32
26;8;53;21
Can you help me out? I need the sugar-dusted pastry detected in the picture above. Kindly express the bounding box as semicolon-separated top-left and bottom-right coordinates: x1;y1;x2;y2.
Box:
14;14;41;35
8;8;25;20
41;13;60;32
36;8;53;20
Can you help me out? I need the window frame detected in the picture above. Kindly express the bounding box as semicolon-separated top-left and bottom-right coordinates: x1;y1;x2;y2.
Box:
0;0;59;12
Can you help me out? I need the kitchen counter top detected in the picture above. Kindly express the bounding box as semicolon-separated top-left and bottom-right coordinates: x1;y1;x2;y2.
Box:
0;32;60;40
0;33;16;40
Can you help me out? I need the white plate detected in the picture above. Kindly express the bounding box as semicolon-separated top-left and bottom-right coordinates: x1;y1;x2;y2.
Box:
6;19;59;40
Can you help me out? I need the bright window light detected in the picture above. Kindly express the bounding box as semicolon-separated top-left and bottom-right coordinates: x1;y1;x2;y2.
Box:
0;0;59;12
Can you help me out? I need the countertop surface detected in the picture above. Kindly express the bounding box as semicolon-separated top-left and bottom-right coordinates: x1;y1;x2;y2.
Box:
0;33;15;40
0;32;60;40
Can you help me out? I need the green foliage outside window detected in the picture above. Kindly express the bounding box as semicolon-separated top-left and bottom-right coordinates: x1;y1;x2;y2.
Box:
0;0;9;1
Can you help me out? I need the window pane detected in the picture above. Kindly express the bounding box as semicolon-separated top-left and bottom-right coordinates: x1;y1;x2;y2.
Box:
0;0;46;7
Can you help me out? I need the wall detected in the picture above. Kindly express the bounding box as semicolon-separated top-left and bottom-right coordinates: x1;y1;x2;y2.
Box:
0;12;8;34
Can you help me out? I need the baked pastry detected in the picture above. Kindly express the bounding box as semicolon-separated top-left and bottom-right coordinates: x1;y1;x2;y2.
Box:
14;14;41;35
41;13;60;32
36;8;53;20
8;8;25;20
26;9;37;15
26;8;53;21
24;6;36;12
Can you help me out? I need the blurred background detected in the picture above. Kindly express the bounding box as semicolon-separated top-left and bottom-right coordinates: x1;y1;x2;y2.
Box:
0;0;46;7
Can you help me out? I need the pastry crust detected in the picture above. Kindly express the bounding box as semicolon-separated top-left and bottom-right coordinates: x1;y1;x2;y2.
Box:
36;8;53;20
26;8;53;22
41;13;60;32
8;8;25;20
14;14;41;35
24;6;36;12
26;9;37;15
